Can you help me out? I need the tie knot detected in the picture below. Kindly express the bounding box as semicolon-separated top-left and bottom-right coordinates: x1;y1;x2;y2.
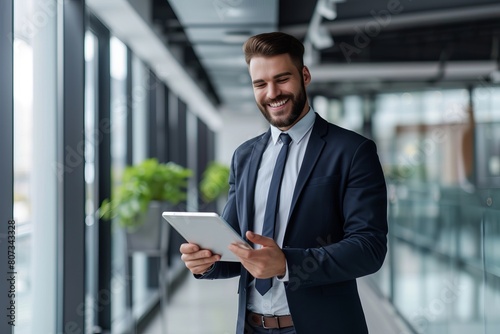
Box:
279;133;292;146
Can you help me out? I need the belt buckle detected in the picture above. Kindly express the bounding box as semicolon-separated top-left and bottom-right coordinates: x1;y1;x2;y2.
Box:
261;315;279;329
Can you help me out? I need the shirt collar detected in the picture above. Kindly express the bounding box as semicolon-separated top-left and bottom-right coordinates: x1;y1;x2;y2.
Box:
270;107;316;145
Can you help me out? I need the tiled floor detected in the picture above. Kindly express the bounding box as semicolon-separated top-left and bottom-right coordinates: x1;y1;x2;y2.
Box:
141;272;411;334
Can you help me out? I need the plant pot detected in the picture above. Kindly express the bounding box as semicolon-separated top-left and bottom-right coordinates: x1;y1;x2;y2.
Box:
125;201;170;254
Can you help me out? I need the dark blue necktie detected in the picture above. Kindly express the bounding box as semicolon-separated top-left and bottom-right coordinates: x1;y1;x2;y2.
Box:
256;133;292;296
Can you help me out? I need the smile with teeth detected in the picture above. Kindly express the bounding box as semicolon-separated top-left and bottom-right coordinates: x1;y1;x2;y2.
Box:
268;98;289;108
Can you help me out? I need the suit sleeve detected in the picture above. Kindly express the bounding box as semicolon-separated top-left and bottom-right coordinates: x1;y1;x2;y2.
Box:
282;139;388;290
195;152;242;280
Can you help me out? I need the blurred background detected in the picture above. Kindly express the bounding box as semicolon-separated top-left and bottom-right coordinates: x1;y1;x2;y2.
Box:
1;0;500;333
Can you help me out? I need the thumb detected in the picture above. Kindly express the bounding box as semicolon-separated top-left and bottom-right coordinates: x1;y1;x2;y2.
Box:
246;231;276;247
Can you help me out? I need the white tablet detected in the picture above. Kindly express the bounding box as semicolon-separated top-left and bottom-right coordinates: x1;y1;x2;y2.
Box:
162;211;251;262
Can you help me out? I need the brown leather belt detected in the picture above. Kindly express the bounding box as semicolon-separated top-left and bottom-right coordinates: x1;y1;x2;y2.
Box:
247;311;294;329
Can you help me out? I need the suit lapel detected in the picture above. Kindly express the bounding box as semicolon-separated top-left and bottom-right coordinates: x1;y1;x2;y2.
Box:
243;130;270;236
240;131;269;288
287;115;327;224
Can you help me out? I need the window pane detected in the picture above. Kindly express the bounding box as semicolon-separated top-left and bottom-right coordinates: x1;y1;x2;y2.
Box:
130;56;155;316
110;36;130;329
13;0;57;333
84;30;99;334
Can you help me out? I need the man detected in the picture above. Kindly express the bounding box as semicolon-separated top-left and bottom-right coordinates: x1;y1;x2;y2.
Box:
180;32;387;334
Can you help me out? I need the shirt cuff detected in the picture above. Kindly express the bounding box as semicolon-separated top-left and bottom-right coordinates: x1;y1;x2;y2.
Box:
276;261;289;282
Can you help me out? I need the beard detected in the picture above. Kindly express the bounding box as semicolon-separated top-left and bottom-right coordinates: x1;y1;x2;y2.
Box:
257;80;307;129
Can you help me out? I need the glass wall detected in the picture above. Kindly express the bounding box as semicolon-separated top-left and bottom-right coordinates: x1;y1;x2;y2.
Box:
369;87;500;334
5;2;218;333
314;85;500;333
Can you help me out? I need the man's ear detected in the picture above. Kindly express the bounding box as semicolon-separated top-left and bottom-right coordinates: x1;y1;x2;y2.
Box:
302;66;311;86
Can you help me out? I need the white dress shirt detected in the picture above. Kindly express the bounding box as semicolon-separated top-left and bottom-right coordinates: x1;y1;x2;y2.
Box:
247;108;315;316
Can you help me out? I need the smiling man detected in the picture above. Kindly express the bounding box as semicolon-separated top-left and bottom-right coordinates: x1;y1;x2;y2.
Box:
180;32;388;334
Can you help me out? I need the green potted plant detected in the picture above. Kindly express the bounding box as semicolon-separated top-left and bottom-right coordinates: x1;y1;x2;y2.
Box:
99;158;192;251
199;161;230;208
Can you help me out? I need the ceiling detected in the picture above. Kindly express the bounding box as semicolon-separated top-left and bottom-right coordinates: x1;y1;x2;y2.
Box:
151;0;500;113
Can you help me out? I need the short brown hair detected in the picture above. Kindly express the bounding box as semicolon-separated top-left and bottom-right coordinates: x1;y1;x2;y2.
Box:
243;32;305;71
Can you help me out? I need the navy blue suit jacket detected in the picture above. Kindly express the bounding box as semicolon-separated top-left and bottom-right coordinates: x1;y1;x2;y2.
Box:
199;113;388;334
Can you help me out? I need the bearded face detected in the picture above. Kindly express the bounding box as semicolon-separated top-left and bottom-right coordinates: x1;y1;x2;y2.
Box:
249;54;311;131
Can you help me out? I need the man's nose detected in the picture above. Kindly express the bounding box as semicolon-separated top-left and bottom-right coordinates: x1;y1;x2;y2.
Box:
266;83;281;100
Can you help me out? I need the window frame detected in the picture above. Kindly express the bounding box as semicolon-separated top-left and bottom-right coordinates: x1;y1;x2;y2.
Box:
0;1;14;331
